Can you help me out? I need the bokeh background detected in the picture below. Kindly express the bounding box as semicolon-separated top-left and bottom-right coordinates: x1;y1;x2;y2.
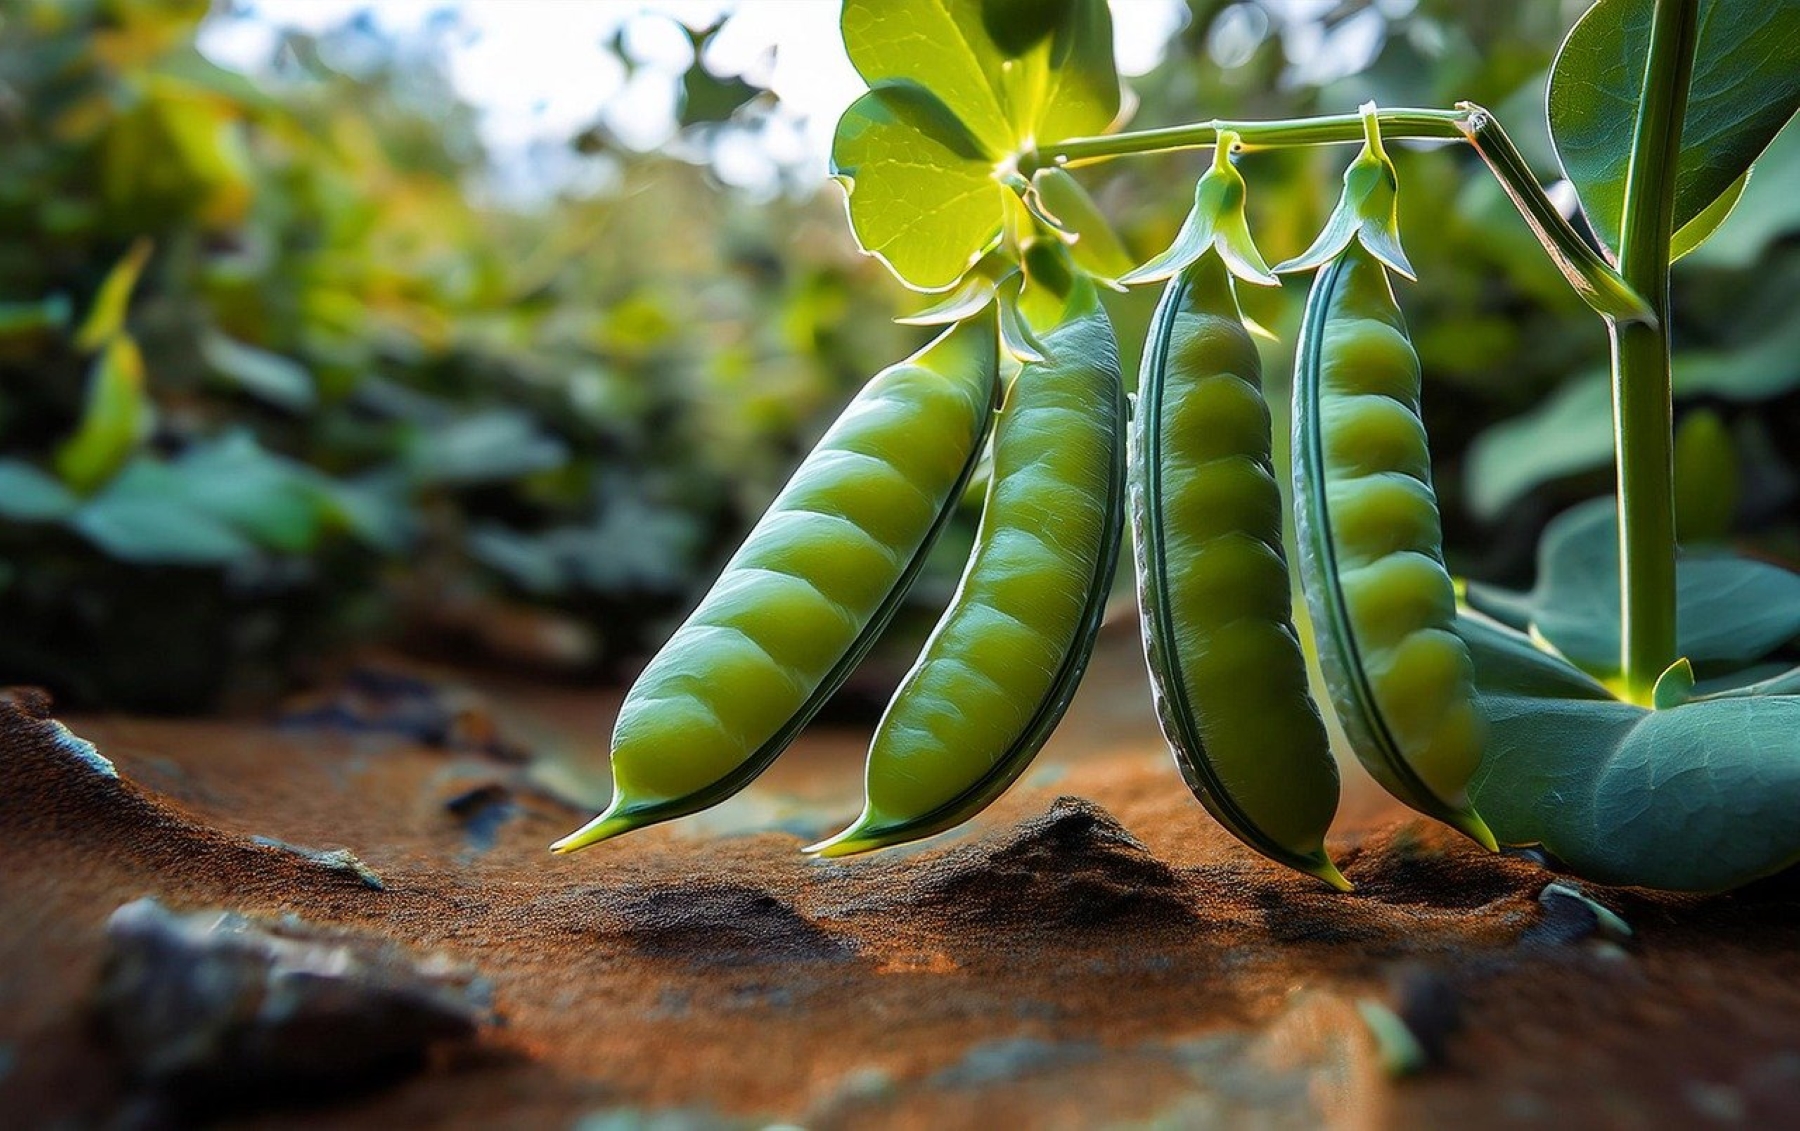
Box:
2;0;1795;712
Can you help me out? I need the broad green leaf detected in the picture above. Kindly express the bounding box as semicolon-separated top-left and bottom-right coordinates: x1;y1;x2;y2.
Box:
71;458;254;566
1462;615;1800;891
74;239;152;351
896;275;997;325
200;330;316;412
55;335;152;494
0;460;79;522
1548;0;1800;257
832;85;1006;292
171;433;325;553
1455;611;1614;701
1698;662;1800;699
1468;659;1800;891
1464;496;1800;677
840;0;1013;155
1669;169;1747;261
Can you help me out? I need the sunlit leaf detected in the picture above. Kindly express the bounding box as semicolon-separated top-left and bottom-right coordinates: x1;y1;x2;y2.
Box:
55;335;152;494
833;0;1121;291
832;84;1006;293
840;0;1013;155
74;239;152;351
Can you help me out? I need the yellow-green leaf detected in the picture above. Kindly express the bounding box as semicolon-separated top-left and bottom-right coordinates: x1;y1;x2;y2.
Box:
55;335;152;494
832;85;1006;293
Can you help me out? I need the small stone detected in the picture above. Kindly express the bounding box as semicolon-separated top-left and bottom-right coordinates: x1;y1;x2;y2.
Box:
1523;881;1632;948
96;898;492;1100
250;837;386;891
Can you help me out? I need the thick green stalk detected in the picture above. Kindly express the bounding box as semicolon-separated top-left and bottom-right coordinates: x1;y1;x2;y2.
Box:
1611;0;1698;703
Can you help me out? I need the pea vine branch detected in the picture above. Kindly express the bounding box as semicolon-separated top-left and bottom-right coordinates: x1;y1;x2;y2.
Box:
1022;105;1653;327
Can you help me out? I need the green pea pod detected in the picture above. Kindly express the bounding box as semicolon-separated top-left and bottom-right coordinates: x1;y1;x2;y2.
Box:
1293;245;1496;851
552;314;999;854
1133;255;1348;890
806;287;1125;857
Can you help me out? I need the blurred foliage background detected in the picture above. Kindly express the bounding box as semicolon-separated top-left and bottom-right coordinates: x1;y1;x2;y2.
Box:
1;0;1795;712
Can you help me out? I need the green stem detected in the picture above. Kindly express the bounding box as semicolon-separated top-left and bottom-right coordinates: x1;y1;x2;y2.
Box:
1026;106;1650;324
1611;0;1699;704
1455;104;1655;325
1025;108;1472;171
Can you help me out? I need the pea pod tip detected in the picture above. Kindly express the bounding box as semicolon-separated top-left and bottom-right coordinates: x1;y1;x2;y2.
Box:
549;800;649;855
801;817;882;858
1308;854;1355;893
1451;809;1500;853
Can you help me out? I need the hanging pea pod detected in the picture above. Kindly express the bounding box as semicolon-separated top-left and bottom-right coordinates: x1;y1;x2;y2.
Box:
1133;254;1348;889
552;313;999;854
807;280;1125;857
1292;243;1495;850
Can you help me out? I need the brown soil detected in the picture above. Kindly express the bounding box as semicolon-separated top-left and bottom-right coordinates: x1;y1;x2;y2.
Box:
3;627;1798;1129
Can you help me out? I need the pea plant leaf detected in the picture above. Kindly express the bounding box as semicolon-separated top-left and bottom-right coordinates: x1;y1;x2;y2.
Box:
834;0;1122;292
1547;0;1800;259
71;457;256;566
832;85;1008;293
0;460;79;522
1461;614;1800;892
1464;496;1800;678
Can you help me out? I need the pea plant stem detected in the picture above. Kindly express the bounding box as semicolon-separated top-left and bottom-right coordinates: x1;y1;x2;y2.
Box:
1610;0;1699;704
1032;107;1470;163
1025;107;1650;325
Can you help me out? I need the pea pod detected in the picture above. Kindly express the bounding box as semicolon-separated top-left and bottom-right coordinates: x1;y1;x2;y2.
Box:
806;287;1125;857
1293;245;1496;850
1133;255;1348;889
552;315;999;854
